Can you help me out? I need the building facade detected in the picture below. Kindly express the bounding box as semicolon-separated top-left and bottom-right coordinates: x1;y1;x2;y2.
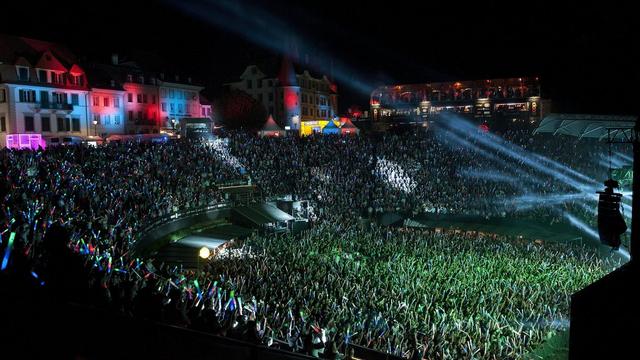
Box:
370;77;547;131
226;58;338;135
0;34;211;148
0;36;91;148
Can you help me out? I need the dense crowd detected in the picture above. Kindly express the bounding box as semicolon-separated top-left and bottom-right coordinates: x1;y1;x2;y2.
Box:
0;120;629;359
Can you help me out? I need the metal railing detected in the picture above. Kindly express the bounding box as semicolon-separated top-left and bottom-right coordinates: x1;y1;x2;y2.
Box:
139;202;230;235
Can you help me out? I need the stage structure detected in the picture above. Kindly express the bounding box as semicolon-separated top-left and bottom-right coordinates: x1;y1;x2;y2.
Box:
534;113;639;360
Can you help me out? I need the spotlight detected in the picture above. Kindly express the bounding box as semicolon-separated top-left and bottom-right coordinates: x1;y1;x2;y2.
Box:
199;247;211;259
597;179;627;249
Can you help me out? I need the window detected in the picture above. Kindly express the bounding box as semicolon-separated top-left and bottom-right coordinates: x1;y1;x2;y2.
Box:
178;103;183;113
114;115;120;125
19;89;36;102
53;92;67;104
170;103;175;112
137;94;142;103
257;79;262;88
71;94;79;106
142;94;147;103
113;97;120;108
128;111;133;121
246;79;252;89
0;89;5;102
137;111;142;120
56;117;65;132
161;102;167;112
103;97;110;107
268;93;273;101
40;91;49;104
0;116;6;132
51;72;61;84
38;69;47;82
93;114;100;123
24;115;34;131
258;94;263;102
302;107;308;116
40;116;50;132
152;95;156;104
72;118;80;132
71;75;84;86
152;111;156;120
65;118;71;131
104;115;110;125
127;74;133;82
268;80;273;87
17;67;29;81
201;108;206;116
94;96;100;106
127;93;133;102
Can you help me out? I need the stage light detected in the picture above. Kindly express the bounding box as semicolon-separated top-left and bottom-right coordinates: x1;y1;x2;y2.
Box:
597;179;627;249
199;247;211;259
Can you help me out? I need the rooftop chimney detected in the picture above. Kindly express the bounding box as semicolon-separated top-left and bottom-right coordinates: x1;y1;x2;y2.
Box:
111;54;119;66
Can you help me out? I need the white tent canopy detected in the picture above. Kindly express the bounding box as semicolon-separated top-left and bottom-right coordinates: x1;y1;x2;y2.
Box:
534;113;636;140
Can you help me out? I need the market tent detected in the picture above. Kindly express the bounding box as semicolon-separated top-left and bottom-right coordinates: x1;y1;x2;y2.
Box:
258;115;285;137
340;118;360;135
322;120;341;134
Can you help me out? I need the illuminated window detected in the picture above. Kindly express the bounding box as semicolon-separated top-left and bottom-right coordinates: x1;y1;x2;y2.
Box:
142;94;147;103
137;94;142;103
128;111;133;121
161;102;167;112
170;103;175;112
152;95;156;104
41;116;50;132
94;96;101;106
137;111;142;120
104;115;110;125
0;116;5;132
126;74;133;82
114;115;120;125
103;97;109;107
94;114;100;123
113;97;120;108
71;94;79;106
72;118;80;132
127;93;133;102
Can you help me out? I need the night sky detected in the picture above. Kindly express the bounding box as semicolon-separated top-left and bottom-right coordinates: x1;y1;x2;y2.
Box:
2;0;638;114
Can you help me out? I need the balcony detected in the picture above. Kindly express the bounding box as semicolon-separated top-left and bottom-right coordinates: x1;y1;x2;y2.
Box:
38;102;74;111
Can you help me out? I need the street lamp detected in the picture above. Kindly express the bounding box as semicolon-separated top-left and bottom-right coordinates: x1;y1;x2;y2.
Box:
92;119;98;136
171;118;176;129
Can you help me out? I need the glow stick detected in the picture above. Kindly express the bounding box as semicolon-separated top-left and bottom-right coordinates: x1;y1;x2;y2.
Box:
1;232;16;271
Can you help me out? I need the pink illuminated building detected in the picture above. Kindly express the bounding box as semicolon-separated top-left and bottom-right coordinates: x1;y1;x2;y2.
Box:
0;34;91;148
1;34;212;147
